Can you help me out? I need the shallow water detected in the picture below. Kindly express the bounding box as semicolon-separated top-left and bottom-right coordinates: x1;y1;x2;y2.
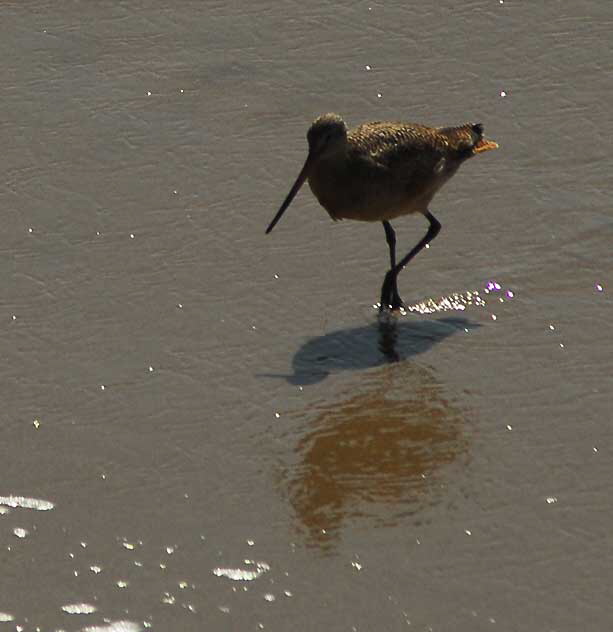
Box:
1;1;612;630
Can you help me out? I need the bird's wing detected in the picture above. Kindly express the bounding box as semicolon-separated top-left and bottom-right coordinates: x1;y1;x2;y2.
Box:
348;122;447;183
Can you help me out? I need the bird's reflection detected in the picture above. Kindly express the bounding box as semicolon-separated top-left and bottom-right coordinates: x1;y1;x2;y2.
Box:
377;315;402;362
284;358;468;552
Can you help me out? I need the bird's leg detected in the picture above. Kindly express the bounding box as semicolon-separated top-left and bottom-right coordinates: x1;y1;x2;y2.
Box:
380;211;441;311
381;221;403;309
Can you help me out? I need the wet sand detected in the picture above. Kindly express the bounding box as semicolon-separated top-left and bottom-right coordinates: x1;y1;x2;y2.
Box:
1;1;612;630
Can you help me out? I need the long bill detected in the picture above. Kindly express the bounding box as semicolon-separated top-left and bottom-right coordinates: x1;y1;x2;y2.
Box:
265;151;315;234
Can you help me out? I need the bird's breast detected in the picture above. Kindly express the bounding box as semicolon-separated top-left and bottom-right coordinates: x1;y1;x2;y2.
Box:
308;157;429;222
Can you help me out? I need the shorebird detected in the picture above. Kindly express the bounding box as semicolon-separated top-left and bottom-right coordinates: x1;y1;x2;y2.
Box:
265;113;498;310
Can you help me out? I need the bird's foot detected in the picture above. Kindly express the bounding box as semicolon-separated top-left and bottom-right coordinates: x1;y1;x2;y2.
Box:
379;271;405;313
380;298;405;313
378;294;405;313
390;295;405;312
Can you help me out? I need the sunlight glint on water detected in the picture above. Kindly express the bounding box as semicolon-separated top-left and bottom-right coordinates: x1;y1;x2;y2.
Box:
403;290;486;315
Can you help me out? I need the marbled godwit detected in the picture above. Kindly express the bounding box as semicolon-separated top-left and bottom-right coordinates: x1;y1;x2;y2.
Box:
266;113;498;310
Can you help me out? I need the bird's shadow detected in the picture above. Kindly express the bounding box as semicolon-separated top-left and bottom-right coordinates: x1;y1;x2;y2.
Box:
279;315;481;385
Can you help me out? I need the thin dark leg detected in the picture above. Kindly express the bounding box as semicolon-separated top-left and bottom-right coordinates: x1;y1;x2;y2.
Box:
382;221;403;308
380;211;441;311
382;221;396;268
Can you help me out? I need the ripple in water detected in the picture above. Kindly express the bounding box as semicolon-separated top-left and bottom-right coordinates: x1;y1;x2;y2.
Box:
395;280;515;316
82;622;141;632
62;603;97;615
0;496;54;511
213;561;270;581
403;290;485;315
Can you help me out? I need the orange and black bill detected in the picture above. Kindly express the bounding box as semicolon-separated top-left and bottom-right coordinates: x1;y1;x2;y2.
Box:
265;152;316;234
473;138;499;154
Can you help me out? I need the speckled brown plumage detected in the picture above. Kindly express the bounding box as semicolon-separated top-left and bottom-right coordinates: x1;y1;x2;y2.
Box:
308;117;493;222
266;113;498;310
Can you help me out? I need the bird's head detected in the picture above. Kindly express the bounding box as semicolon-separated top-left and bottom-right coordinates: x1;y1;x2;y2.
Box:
265;113;347;234
307;113;348;158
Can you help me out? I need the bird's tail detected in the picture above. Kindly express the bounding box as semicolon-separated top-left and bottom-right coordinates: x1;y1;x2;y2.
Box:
439;123;498;156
